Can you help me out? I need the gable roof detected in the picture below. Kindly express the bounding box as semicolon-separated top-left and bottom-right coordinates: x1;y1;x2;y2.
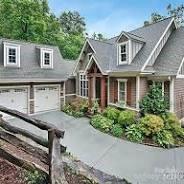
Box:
151;27;184;76
78;17;175;75
0;38;76;81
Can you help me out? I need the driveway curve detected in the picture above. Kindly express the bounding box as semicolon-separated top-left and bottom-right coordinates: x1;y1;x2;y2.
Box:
8;111;184;184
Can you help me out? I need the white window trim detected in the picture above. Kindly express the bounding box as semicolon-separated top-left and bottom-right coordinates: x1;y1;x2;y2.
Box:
117;79;127;105
79;72;88;98
176;57;184;78
40;48;53;69
4;43;20;67
118;42;128;65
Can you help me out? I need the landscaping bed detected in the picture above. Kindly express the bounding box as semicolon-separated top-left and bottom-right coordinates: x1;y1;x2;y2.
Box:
64;84;184;149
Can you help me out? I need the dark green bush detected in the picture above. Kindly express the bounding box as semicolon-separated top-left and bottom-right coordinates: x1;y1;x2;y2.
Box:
139;114;164;136
91;114;113;133
103;107;120;123
118;110;136;128
111;124;124;137
125;124;144;143
63;104;73;116
139;83;169;116
153;130;175;148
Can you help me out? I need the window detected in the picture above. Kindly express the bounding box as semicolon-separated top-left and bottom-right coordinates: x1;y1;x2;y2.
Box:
41;48;53;68
79;73;88;97
4;43;20;67
118;79;127;104
8;48;16;63
119;43;127;64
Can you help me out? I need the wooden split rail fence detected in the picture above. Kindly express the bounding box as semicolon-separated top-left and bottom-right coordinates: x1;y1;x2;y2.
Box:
0;105;68;184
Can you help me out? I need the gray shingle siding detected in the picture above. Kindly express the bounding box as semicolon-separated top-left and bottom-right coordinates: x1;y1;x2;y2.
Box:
0;38;76;80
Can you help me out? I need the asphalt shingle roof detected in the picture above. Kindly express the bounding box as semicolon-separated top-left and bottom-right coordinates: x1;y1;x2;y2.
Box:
87;17;175;74
153;27;184;75
0;39;76;80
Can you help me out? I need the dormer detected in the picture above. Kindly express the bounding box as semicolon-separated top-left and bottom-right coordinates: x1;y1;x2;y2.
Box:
40;48;53;69
117;31;144;65
4;42;20;68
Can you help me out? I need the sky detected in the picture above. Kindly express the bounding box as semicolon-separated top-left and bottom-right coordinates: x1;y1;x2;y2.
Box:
48;0;183;38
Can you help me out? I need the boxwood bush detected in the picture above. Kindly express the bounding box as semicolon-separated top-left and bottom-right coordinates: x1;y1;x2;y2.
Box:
139;114;164;136
90;114;113;133
103;107;120;123
118;110;136;128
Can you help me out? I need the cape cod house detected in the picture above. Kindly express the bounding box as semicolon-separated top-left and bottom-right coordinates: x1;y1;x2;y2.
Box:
73;17;184;118
0;39;75;117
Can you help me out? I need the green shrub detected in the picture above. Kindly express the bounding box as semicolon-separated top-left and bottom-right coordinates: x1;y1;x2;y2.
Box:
153;130;175;148
91;114;113;133
139;114;164;136
125;124;144;143
91;100;99;114
139;83;169;116
163;112;180;125
111;124;124;137
118;110;136;128
24;170;47;184
103;107;120;123
63;104;73;116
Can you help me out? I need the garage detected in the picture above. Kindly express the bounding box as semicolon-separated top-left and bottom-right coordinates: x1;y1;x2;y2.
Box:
0;87;29;117
34;85;60;113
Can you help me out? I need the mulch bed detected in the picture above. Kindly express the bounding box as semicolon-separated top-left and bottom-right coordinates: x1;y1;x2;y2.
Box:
0;158;25;184
0;157;97;184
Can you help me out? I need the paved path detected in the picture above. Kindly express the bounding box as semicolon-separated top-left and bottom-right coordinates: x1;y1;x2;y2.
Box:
8;111;184;184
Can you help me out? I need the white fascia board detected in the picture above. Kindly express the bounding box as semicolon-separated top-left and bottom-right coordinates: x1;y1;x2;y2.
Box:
141;18;175;71
176;57;184;76
84;55;107;75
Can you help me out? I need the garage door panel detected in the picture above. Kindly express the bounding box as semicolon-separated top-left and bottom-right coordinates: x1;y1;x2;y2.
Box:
34;86;60;113
0;87;28;117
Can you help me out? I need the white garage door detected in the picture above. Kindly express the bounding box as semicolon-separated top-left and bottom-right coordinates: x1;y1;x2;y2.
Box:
0;87;28;117
34;86;60;113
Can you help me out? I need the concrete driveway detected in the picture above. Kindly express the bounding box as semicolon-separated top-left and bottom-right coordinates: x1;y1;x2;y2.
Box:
8;111;184;184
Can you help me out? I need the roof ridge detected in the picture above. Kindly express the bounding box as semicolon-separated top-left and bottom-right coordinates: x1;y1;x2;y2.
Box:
108;16;174;41
88;38;113;45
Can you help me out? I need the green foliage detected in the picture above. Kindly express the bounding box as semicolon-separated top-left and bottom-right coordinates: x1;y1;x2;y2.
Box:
163;112;180;125
91;100;99;114
125;124;144;143
103;107;120;123
91;114;113;133
0;0;85;60
63;99;88;118
139;83;168;116
118;110;136;128
111;124;124;137
153;130;175;148
24;170;47;184
139;114;164;136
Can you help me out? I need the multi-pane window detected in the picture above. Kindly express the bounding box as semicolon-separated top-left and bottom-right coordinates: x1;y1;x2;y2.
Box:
8;48;16;63
41;49;53;68
79;74;88;97
119;43;127;64
44;52;50;65
118;80;127;104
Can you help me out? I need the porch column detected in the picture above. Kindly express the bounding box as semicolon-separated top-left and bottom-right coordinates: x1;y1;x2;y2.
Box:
101;76;106;110
136;76;140;110
170;76;174;112
88;76;92;108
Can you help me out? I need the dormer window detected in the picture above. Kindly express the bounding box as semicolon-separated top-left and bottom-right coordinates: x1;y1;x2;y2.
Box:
119;42;128;65
41;48;53;69
4;43;20;67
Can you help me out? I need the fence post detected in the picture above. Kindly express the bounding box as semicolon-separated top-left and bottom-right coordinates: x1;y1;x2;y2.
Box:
48;129;68;184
